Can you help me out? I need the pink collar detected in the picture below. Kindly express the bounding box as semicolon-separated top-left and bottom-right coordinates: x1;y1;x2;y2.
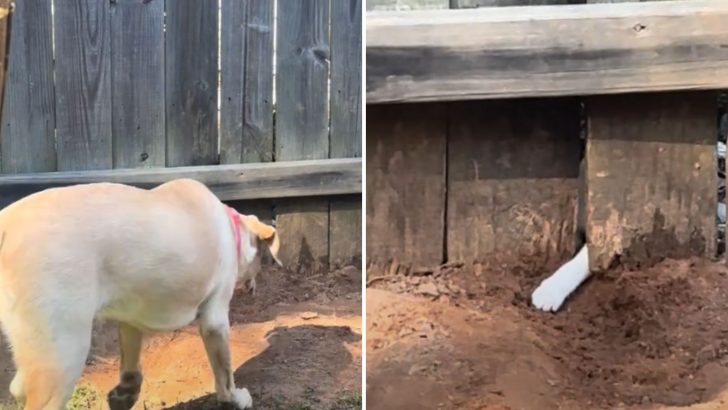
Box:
226;206;242;259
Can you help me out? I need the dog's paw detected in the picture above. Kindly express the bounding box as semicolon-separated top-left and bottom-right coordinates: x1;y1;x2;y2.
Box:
231;387;253;409
107;387;140;410
107;371;142;410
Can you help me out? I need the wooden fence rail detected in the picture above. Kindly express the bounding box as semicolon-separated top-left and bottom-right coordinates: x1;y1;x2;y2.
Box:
0;158;362;207
367;1;728;103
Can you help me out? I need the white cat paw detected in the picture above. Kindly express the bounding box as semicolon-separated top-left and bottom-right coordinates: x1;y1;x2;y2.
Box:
231;387;253;409
531;277;570;312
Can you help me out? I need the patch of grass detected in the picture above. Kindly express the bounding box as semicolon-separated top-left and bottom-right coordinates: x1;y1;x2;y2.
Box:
329;391;362;410
0;400;21;410
0;384;102;410
66;385;103;410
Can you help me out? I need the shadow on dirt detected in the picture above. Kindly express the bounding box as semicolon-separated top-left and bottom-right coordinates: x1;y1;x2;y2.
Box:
165;325;361;410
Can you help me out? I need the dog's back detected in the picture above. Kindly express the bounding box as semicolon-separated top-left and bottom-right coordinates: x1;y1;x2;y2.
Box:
0;179;237;408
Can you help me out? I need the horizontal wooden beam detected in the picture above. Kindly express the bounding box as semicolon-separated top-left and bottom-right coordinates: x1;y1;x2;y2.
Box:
367;1;728;103
0;158;362;207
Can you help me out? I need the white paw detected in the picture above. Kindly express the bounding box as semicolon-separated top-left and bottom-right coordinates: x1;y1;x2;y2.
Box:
532;276;571;312
232;387;253;409
532;245;590;313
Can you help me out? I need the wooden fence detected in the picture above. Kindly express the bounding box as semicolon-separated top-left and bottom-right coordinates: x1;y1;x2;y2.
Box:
366;0;727;274
0;0;362;272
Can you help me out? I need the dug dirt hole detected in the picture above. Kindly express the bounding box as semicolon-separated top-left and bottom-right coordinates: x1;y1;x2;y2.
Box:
367;259;728;410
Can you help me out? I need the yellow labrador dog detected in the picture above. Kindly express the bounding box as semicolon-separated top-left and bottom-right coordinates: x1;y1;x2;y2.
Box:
0;179;280;410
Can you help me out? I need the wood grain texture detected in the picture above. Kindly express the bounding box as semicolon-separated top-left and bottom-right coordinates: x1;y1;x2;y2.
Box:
220;0;274;164
0;0;12;128
367;1;728;103
366;103;447;268
275;197;330;274
111;0;165;169
367;0;448;11
219;0;245;164
447;99;580;270
329;0;362;268
0;158;362;208
330;0;362;160
53;0;112;171
585;92;717;271
275;0;330;161
165;0;218;167
276;0;331;272
0;0;56;173
451;0;582;7
330;195;362;269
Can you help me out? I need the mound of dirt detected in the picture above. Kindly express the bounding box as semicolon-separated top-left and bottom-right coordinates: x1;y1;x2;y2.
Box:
367;259;728;410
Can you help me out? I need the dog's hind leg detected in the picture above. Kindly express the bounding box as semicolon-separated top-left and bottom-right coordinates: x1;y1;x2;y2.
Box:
9;370;24;402
6;306;94;409
107;323;143;410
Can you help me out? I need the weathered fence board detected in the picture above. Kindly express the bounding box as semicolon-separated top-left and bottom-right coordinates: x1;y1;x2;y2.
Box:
447;99;580;270
0;158;362;209
276;0;331;273
586;92;717;271
54;0;112;171
367;0;449;11
367;1;728;103
111;0;165;169
451;0;580;6
219;0;245;165
367;103;447;269
0;0;55;174
165;0;218;167
330;0;363;268
220;0;274;164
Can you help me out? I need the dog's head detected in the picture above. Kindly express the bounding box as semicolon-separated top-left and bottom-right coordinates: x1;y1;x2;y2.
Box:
236;214;281;294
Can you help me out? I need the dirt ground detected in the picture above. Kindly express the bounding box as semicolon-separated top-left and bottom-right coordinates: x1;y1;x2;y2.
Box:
367;258;728;410
0;265;362;410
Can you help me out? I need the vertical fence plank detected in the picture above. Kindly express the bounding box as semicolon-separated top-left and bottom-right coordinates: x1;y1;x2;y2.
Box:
366;103;447;270
54;0;112;171
275;0;330;273
0;0;56;173
586;92;717;271
220;0;274;164
165;0;218;167
329;0;362;269
242;1;274;163
111;0;165;169
220;0;245;164
447;99;580;270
